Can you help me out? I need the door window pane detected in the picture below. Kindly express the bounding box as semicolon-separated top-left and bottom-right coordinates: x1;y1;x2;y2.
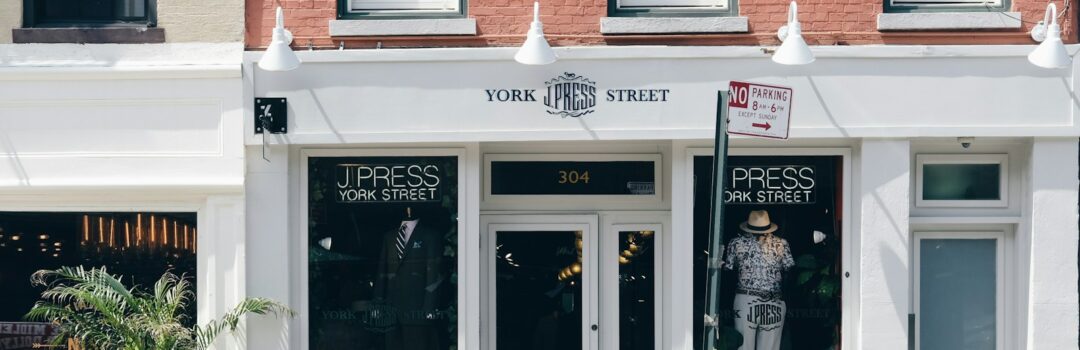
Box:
919;238;997;350
618;230;655;350
922;164;1001;201
495;230;582;350
307;156;458;350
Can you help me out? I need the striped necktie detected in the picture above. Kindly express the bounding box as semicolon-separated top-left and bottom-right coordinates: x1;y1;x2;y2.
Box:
396;222;408;261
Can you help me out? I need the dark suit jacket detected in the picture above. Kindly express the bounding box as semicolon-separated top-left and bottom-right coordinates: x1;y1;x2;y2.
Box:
373;223;445;326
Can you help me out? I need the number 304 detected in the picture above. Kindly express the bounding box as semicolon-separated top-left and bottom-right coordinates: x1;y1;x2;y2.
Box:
558;170;590;184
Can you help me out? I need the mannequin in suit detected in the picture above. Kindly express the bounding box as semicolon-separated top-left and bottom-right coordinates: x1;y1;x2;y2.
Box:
374;214;445;350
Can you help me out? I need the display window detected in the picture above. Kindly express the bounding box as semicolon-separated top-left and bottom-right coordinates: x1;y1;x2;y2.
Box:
692;155;843;350
305;153;461;350
0;211;197;350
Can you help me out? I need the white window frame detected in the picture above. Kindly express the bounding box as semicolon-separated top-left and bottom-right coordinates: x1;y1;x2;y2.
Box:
616;0;730;11
348;0;460;14
915;154;1008;208
298;148;473;350
913;231;1006;350
483;153;664;206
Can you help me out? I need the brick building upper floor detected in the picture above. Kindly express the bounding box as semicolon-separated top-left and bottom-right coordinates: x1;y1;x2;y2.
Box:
246;0;1079;50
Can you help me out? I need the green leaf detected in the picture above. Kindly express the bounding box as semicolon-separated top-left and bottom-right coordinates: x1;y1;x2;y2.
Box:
795;254;818;269
797;271;815;285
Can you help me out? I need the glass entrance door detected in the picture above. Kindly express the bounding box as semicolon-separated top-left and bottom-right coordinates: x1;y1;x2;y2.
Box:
482;215;599;350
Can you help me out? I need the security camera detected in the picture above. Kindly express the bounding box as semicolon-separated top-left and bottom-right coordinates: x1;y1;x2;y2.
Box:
957;137;974;149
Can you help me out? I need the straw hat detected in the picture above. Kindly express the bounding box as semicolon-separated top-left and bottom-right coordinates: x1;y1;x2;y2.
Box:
739;210;778;234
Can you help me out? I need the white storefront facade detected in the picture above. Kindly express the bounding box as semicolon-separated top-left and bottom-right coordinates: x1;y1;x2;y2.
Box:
0;44;249;349
243;45;1078;350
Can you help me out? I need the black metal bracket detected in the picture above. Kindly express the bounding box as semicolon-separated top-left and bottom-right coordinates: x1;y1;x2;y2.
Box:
254;97;288;134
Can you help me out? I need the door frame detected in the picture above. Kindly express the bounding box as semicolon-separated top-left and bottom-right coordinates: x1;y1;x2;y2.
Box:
480;214;601;350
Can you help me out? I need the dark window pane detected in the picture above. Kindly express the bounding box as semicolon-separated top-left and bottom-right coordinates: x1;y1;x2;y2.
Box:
619;230;655;350
0;212;197;327
37;0;149;23
495;230;582;350
307;156;458;350
922;163;1001;201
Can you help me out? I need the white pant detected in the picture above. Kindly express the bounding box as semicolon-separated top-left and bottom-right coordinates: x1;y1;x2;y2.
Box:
733;293;786;350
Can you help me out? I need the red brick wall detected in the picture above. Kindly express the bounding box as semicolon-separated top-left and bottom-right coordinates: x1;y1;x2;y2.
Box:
246;0;1077;49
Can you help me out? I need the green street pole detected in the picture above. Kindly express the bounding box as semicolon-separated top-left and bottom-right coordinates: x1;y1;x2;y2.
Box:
702;90;730;350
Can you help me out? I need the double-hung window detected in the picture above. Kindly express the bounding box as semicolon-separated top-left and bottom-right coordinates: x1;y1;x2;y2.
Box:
885;0;1006;13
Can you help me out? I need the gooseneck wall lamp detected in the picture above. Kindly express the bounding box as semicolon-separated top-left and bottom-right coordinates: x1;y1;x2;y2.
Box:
1028;3;1072;69
515;2;558;65
258;6;302;71
772;1;815;65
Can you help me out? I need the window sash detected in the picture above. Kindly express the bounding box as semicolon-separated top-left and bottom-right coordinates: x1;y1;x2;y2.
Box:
350;0;458;12
617;0;728;10
890;0;1001;7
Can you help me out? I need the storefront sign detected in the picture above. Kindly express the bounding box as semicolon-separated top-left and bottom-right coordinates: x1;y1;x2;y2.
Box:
725;165;816;204
336;163;443;203
490;160;655;195
485;72;671;118
727;81;793;139
0;322;57;350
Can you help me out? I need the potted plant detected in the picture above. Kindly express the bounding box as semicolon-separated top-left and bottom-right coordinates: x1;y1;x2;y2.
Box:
25;266;293;350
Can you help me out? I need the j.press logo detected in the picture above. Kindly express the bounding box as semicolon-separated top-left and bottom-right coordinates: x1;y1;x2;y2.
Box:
485;72;670;118
543;73;597;117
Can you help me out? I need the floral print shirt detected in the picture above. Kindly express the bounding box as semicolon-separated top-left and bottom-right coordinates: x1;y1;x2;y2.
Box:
722;232;795;294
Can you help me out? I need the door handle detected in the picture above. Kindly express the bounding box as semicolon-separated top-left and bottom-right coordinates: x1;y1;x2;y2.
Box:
591;324;598;331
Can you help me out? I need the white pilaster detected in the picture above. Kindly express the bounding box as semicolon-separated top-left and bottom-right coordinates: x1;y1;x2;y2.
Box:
243;145;292;350
199;194;247;349
1026;138;1079;349
858;139;911;350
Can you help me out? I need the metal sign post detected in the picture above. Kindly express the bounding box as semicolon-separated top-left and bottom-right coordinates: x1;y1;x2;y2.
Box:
702;90;730;350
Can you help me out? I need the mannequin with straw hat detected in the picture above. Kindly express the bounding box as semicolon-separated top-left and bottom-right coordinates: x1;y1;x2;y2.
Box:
723;210;794;350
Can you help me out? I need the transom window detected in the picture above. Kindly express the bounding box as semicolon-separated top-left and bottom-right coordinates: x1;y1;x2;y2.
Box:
915;154;1008;208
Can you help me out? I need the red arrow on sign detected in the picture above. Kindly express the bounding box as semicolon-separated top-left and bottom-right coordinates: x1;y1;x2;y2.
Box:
751;122;772;130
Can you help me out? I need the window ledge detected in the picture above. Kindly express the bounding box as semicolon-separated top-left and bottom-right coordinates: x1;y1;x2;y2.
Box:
12;27;165;44
329;18;476;36
877;12;1021;31
600;16;748;34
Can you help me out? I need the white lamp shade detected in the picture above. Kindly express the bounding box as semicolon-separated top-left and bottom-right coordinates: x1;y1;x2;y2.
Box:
772;30;814;65
258;7;301;72
1028;24;1071;69
772;2;814;67
515;2;557;65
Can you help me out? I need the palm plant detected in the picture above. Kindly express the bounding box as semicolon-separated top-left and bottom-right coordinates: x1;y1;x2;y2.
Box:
24;266;293;350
